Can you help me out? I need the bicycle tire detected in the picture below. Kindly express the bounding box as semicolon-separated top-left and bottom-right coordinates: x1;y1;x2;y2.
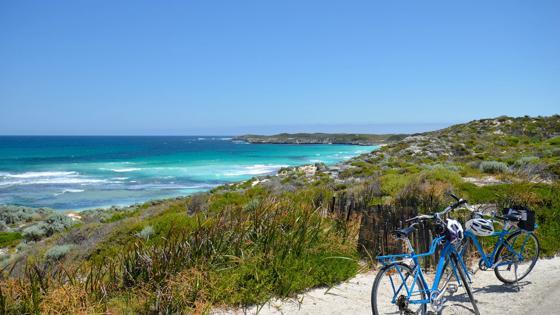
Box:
494;230;540;284
451;253;480;315
371;262;427;315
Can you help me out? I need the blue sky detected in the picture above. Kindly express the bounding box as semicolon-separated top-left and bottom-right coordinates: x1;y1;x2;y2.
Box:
1;1;559;135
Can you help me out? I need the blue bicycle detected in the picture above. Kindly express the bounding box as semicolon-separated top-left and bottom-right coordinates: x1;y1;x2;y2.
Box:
371;198;480;315
455;197;540;285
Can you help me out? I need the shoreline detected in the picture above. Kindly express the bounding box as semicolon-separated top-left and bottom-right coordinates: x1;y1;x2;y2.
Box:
0;144;378;213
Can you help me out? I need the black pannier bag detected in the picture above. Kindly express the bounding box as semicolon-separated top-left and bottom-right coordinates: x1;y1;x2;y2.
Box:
503;205;536;232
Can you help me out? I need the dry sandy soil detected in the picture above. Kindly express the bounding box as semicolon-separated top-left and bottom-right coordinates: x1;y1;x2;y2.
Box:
217;256;560;315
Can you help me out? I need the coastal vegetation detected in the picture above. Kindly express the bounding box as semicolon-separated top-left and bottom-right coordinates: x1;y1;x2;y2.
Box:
0;115;559;313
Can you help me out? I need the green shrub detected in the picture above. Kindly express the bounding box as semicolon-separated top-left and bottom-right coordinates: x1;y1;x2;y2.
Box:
515;156;538;166
104;210;137;223
479;161;508;174
380;174;410;197
0;232;23;247
22;213;76;241
45;213;75;230
136;225;154;240
22;223;48;241
0;220;11;232
45;244;73;261
0;206;53;225
547;136;560;146
16;241;29;252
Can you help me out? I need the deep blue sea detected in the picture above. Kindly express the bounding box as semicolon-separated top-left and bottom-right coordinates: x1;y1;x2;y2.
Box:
0;136;376;210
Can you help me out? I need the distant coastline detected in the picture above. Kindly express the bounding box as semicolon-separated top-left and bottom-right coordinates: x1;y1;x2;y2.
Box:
233;133;408;146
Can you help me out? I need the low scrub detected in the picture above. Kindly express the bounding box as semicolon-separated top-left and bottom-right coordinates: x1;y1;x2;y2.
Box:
22;214;76;241
0;206;52;225
479;161;508;174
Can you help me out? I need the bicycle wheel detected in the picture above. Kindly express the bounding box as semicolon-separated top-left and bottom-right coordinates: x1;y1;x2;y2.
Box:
494;230;540;284
451;254;480;315
371;262;427;315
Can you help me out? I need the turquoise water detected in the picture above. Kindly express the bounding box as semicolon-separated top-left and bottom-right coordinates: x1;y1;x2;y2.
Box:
0;136;376;210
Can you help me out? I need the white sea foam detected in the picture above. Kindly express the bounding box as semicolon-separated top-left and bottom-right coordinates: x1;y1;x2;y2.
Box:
63;189;85;193
54;188;85;196
127;183;215;190
107;168;141;173
2;171;78;179
0;171;108;186
223;164;288;177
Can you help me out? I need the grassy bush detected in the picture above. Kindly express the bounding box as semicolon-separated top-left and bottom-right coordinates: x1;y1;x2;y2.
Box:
479;161;508;174
1;190;359;313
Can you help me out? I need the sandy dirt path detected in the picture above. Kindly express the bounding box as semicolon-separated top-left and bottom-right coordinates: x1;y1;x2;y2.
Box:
218;257;560;315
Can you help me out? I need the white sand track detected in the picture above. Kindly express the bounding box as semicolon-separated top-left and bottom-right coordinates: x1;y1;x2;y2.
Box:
218;257;560;315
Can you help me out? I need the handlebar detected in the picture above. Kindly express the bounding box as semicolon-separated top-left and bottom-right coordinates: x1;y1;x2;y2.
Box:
449;199;467;211
405;214;434;223
448;193;460;202
406;196;468;224
460;202;513;223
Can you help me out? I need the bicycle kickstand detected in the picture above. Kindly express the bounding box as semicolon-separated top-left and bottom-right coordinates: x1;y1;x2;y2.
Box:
514;261;520;292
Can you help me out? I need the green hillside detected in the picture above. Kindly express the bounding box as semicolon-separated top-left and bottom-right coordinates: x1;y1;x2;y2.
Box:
1;115;559;314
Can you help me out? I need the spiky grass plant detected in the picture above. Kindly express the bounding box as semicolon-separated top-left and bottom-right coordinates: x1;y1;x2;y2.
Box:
0;192;359;313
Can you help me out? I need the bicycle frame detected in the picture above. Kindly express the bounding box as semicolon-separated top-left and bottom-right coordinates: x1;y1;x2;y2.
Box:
376;235;466;306
461;226;534;281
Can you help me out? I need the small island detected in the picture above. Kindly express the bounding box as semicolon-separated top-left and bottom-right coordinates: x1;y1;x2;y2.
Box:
233;133;408;145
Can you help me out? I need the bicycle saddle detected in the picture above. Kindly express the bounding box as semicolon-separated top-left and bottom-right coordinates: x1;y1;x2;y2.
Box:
392;226;415;239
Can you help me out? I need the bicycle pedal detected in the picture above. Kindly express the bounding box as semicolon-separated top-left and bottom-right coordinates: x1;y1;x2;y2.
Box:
447;284;458;294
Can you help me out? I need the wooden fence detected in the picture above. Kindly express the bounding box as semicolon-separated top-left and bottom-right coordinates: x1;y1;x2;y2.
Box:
328;193;441;268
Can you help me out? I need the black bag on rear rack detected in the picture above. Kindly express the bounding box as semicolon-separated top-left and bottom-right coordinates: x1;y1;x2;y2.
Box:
503;205;536;232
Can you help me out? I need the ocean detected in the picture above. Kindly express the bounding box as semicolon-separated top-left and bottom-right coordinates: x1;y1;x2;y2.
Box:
0;136;376;210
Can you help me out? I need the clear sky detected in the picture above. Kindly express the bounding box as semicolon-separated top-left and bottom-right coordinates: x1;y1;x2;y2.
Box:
1;1;559;135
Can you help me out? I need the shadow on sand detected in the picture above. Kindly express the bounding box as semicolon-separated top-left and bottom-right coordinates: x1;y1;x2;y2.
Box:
430;280;531;314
